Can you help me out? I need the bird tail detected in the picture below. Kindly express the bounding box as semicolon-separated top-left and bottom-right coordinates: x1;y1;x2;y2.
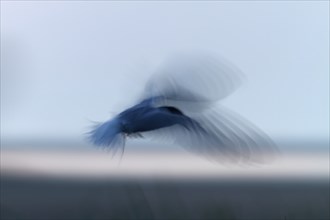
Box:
87;118;126;155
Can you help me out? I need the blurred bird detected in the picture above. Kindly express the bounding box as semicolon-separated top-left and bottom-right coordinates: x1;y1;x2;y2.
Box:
88;54;278;164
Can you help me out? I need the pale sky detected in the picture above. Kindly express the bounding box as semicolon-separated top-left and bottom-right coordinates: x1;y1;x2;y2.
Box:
1;1;329;141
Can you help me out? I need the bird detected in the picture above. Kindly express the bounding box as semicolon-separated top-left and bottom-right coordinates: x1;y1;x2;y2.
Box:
87;53;278;164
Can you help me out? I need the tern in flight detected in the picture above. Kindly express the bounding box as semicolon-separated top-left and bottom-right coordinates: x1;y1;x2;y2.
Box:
88;54;278;164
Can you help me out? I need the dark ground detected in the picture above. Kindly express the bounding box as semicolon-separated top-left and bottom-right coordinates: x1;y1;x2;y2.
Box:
0;175;329;220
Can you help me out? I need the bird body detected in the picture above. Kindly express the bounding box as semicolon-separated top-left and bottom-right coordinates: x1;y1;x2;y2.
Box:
90;99;202;144
119;106;187;133
88;54;278;164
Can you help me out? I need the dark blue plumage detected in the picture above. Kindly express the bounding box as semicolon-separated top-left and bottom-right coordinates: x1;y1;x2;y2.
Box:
89;97;204;146
88;54;278;164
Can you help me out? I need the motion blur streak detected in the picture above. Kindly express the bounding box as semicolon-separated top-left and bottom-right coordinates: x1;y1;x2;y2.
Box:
1;147;329;220
1;149;328;180
1;1;329;220
89;54;278;164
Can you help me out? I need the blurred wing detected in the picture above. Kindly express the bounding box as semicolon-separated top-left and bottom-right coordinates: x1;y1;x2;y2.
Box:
143;106;279;164
143;54;244;111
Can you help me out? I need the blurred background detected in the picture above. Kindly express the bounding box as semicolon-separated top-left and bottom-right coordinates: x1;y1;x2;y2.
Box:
1;1;329;220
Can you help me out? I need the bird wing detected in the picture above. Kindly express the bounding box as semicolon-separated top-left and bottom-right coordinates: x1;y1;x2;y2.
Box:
143;105;279;164
142;53;244;112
